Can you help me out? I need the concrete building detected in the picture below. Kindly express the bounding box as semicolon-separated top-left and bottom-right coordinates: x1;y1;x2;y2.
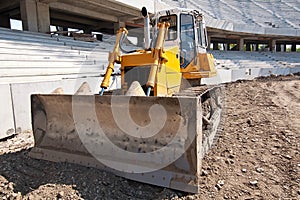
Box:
0;0;141;34
162;0;300;52
1;0;299;51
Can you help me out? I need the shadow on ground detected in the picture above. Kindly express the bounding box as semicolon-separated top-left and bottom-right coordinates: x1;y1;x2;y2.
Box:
0;149;181;199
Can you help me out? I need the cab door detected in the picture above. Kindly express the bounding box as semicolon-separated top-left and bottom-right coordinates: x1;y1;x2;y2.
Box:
180;14;196;69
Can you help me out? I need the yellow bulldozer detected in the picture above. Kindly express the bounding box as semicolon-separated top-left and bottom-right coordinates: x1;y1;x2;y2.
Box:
29;7;223;193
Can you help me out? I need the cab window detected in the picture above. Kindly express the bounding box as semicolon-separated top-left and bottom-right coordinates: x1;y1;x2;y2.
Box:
197;21;207;47
159;15;177;41
180;14;195;68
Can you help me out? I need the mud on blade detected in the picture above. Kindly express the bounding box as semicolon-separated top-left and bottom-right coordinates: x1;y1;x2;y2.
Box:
29;92;221;193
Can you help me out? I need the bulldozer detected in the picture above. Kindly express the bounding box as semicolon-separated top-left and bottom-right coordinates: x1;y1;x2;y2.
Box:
29;7;223;193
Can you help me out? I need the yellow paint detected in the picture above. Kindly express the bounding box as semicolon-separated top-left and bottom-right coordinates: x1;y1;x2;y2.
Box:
181;53;217;79
164;46;181;95
120;46;182;96
156;63;168;96
101;28;127;89
121;51;155;67
120;47;216;96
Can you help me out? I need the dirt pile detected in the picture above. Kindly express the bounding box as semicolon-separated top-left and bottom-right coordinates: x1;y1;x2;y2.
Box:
0;74;299;199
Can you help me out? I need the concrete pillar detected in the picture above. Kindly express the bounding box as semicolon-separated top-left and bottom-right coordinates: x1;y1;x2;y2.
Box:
280;44;285;52
252;44;258;52
223;43;228;51
137;36;144;47
114;21;125;34
213;42;219;50
207;36;211;50
246;43;251;51
20;0;38;32
269;40;276;52
238;38;244;51
291;43;297;52
37;2;50;33
20;0;50;33
276;44;281;52
0;14;11;29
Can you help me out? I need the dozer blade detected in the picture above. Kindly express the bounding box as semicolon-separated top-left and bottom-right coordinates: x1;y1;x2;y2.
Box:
29;89;223;193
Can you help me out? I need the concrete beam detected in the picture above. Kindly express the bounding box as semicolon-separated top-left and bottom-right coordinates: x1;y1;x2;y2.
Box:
0;0;19;13
20;0;38;32
50;17;114;33
37;2;50;33
50;2;119;22
50;19;87;30
65;0;140;17
3;8;20;18
39;0;59;3
51;12;106;27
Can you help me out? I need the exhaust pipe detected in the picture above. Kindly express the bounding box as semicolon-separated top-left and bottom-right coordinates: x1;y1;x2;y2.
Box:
142;7;151;49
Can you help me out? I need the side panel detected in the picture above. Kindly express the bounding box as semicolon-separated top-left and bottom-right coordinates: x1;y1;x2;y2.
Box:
165;47;182;95
181;53;217;79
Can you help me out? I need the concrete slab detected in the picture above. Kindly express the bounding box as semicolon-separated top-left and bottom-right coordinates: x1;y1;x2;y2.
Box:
115;0;169;13
202;66;300;85
10;76;120;131
245;68;261;80
290;67;300;74
264;28;298;37
0;84;15;139
201;69;232;85
233;24;265;35
231;69;246;82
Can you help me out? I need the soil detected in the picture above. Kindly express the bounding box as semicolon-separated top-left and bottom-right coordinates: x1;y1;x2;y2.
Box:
0;74;299;200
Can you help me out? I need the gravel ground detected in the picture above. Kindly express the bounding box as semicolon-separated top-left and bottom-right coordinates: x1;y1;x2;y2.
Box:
0;74;299;200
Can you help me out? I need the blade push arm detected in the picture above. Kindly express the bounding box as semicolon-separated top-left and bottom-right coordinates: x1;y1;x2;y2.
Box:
146;22;170;96
100;27;128;95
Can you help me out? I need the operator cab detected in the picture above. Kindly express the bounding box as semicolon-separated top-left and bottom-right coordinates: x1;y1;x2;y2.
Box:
155;8;208;69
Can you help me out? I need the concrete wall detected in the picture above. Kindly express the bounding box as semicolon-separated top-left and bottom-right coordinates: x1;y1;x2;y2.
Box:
0;84;15;139
202;66;300;85
0;76;121;139
12;77;121;132
0;27;112;139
